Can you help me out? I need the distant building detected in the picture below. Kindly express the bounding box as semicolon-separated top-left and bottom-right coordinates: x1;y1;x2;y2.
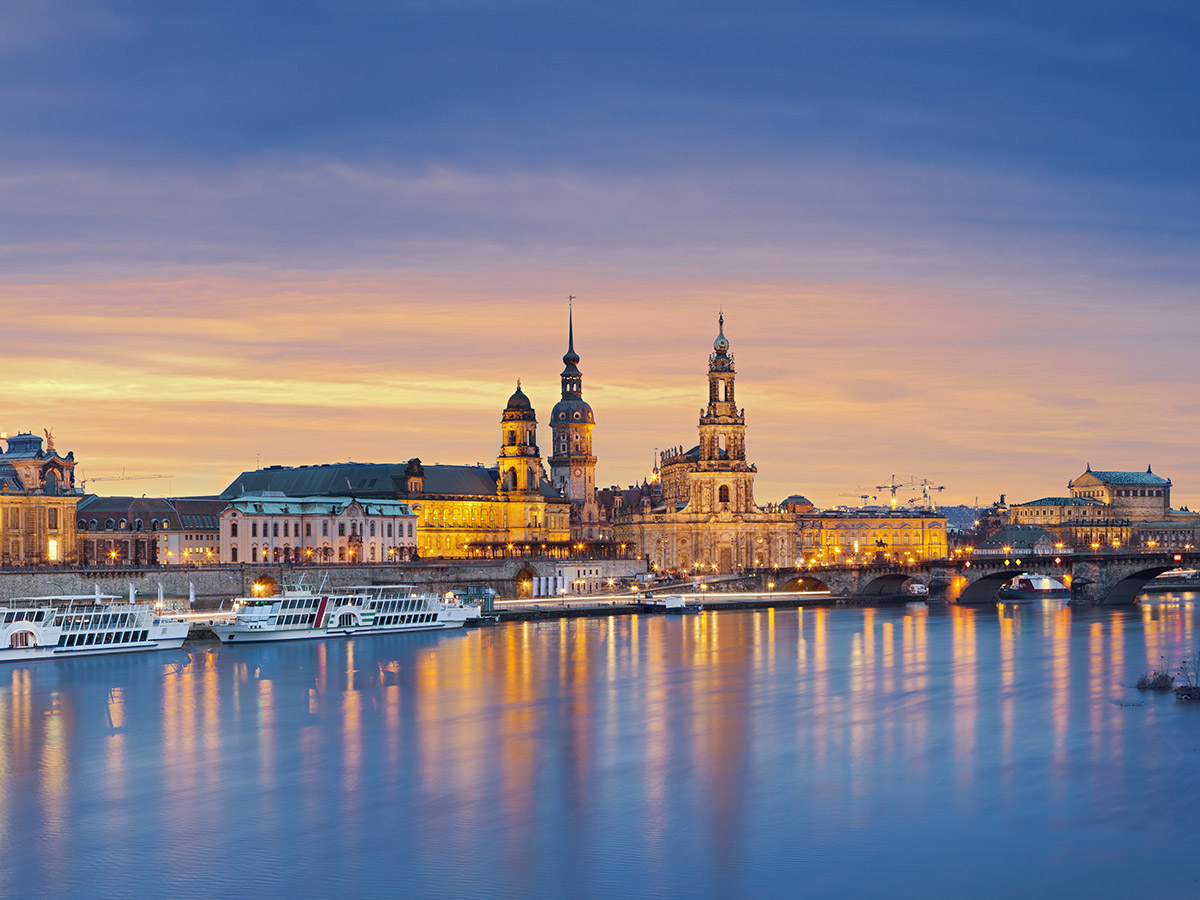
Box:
0;430;80;566
1009;464;1199;550
611;315;794;573
220;494;417;564
972;524;1059;558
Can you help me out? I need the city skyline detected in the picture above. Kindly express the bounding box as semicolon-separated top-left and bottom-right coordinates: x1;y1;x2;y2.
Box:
2;2;1197;509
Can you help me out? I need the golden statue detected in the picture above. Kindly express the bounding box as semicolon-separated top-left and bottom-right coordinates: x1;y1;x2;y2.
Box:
43;428;55;450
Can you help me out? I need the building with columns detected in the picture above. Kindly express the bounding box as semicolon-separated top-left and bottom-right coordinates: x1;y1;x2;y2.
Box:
0;430;80;566
611;315;794;574
547;308;604;541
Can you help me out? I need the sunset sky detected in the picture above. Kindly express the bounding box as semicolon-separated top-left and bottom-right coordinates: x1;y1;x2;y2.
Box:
2;1;1198;509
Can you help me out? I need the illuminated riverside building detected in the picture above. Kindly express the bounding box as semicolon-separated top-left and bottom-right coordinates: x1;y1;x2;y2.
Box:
610;315;794;573
219;495;417;563
0;430;80;565
794;509;948;565
219;385;572;559
1008;464;1199;550
75;496;225;566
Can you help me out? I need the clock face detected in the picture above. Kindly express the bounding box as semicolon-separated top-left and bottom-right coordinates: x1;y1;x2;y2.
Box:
573;468;582;476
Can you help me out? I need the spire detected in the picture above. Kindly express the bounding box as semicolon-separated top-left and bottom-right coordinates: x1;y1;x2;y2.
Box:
562;297;580;369
713;310;730;355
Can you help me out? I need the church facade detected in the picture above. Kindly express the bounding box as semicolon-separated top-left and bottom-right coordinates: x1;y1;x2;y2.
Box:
611;316;794;574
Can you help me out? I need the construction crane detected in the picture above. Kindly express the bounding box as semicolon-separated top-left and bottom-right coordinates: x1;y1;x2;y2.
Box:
874;474;947;510
81;470;174;492
838;488;878;507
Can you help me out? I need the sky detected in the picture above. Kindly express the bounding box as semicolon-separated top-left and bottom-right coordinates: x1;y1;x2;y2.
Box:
2;0;1198;509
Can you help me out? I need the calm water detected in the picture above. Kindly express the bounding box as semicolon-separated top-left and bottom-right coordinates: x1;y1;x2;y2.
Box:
2;600;1199;899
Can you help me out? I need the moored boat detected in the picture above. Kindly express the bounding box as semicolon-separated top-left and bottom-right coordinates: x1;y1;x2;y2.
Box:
643;594;699;614
997;573;1070;603
0;595;189;662
213;583;480;643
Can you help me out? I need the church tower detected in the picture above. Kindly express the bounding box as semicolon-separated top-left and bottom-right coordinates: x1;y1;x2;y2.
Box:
498;382;542;497
687;313;757;514
548;305;602;540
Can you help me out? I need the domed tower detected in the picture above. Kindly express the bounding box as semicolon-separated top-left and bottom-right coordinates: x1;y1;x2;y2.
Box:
498;381;542;497
549;306;597;505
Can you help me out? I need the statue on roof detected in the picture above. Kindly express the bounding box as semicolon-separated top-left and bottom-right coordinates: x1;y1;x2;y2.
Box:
43;428;55;450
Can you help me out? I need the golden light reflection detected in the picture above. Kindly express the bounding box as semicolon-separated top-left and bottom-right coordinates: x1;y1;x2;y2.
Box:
950;606;978;780
1050;606;1072;766
1088;621;1104;758
998;609;1015;771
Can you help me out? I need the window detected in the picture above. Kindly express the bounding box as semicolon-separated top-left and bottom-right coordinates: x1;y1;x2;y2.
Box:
251;522;258;537
283;522;289;537
719;485;730;504
387;523;393;538
339;523;346;537
231;522;238;537
48;508;59;530
370;522;376;537
323;522;329;537
305;523;312;537
408;521;413;537
231;546;238;562
273;523;279;537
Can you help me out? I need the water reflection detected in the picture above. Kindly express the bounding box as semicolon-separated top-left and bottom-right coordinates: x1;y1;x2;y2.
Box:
0;604;1198;899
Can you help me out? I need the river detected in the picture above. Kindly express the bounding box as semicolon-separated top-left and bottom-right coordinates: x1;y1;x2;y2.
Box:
1;599;1198;899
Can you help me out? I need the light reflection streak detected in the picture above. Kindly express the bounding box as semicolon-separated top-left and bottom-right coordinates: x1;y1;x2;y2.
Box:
950;606;977;785
1088;621;1104;759
998;610;1015;770
1050;606;1072;767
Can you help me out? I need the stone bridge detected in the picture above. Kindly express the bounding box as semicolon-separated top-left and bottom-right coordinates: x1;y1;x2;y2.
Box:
750;550;1200;606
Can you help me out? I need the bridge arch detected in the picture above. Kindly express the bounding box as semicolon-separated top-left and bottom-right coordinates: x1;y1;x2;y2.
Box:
513;566;538;599
958;570;1019;605
860;573;924;596
779;574;831;594
1101;566;1173;605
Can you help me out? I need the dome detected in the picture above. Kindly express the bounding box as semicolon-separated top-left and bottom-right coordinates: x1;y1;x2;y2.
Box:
713;313;729;354
552;397;594;424
506;383;532;411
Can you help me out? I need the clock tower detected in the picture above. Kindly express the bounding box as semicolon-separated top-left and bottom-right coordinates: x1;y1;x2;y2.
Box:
548;305;603;541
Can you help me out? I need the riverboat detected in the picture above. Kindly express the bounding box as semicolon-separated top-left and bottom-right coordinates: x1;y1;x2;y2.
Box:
997;574;1071;603
0;594;189;662
213;584;480;643
644;594;699;614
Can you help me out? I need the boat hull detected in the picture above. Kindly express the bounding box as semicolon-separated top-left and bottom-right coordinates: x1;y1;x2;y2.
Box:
996;589;1070;603
213;619;466;643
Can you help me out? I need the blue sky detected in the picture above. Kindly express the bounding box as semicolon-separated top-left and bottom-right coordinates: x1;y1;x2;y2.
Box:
2;1;1198;505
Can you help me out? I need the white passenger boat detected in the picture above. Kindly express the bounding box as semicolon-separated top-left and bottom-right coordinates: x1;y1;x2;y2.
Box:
213;584;480;643
0;595;189;662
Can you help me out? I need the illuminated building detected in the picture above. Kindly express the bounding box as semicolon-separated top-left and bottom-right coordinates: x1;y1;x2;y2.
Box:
1009;464;1199;550
219;385;572;559
795;509;948;564
610;314;794;573
219;495;417;564
76;496;226;566
0;430;80;565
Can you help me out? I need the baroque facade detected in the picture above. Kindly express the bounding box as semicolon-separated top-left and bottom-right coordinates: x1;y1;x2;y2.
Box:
0;430;80;566
219;385;572;559
795;509;948;564
76;496;226;566
611;315;794;574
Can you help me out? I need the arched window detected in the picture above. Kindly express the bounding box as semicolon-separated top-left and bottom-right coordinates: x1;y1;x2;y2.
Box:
105;518;116;530
719;485;730;504
89;519;98;530
134;518;143;531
